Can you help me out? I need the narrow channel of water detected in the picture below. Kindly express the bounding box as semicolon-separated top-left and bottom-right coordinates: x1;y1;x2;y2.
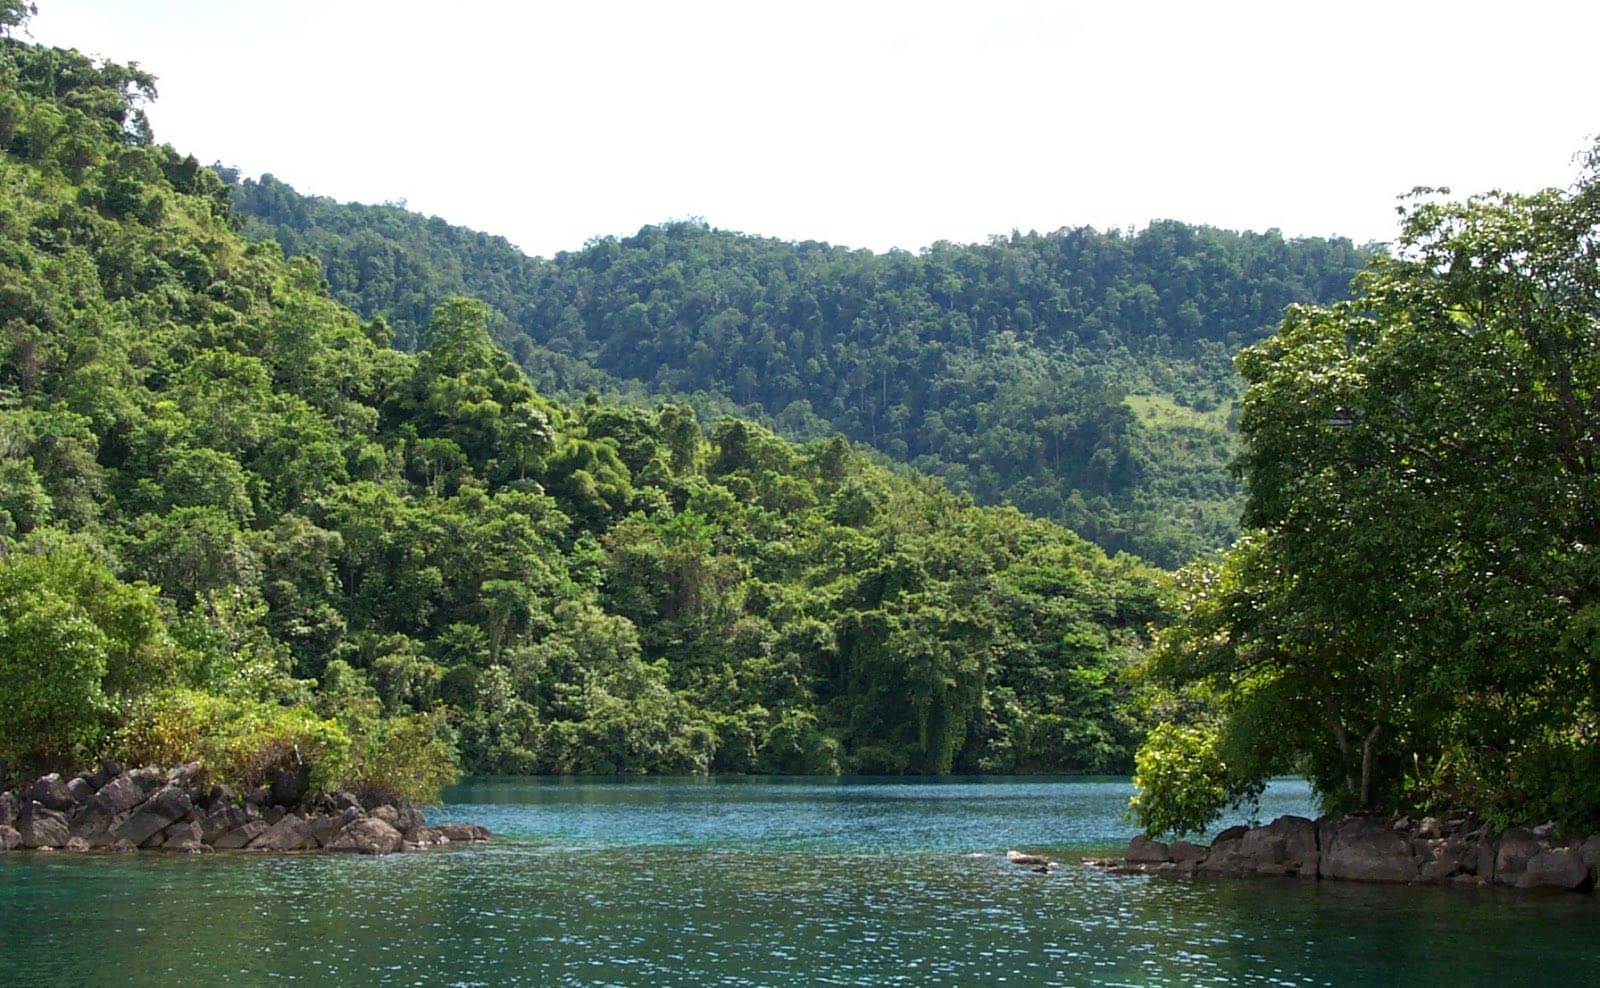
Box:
2;777;1594;985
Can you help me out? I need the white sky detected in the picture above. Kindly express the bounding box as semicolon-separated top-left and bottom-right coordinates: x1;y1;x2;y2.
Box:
26;1;1600;258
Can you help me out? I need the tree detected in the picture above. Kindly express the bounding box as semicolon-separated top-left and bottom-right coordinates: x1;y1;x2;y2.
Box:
1135;145;1600;833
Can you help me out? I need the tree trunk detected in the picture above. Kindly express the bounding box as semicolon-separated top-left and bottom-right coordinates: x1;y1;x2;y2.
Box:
1359;724;1384;809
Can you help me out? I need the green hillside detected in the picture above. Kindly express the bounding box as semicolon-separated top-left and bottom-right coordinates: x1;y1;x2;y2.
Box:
0;31;1166;786
231;175;1372;566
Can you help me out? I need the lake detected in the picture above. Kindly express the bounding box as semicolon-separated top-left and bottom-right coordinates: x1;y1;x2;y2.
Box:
2;777;1596;985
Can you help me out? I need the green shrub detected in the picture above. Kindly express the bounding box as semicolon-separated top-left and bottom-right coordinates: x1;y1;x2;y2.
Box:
117;688;350;794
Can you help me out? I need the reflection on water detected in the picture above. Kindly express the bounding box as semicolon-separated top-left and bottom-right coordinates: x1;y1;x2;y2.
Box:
1;778;1595;986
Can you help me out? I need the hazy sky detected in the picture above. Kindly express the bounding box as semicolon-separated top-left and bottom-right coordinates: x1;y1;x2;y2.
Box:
27;1;1600;258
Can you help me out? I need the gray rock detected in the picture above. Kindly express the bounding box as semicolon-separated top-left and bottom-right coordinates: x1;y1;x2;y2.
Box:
162;820;203;850
200;805;251;844
167;762;204;787
65;776;95;804
1239;815;1318;877
129;766;168;792
18;802;71;848
1530;821;1556;839
0;825;20;850
112;785;193;846
1169;840;1207;863
1517;848;1591;891
1416;817;1441;839
213;821;268;850
399;806;426;837
1579;835;1600;885
329;791;363;812
269;762;311;808
28;774;77;812
86;759;124;791
308;808;362;848
64;837;92;852
1197;828;1251;875
90;775;146;817
434;822;490;843
1415;837;1475;882
326;816;404;855
370;804;401;828
108;839;138;853
248;815;315;852
1319;817;1418;883
1127;835;1170;864
1493;828;1543;886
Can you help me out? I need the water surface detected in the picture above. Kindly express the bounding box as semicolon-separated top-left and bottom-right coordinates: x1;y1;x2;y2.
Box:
1;777;1594;985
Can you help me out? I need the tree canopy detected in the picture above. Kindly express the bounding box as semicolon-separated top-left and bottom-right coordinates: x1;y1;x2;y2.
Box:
229;176;1371;567
1132;152;1600;835
0;32;1168;788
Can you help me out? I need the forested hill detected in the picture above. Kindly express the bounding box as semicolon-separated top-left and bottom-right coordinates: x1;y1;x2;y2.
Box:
0;30;1166;785
231;174;1373;567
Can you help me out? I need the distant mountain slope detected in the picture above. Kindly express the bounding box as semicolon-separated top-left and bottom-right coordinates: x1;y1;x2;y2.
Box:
230;174;1372;566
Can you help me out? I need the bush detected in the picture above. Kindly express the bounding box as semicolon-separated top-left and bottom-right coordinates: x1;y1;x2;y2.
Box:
117;688;350;794
343;710;460;805
1128;722;1231;838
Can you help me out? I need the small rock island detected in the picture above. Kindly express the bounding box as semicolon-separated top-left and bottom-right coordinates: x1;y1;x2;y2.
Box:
0;762;490;855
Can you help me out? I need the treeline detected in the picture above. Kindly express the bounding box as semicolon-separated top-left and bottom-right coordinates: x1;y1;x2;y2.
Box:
230;176;1371;566
0;32;1167;791
1132;149;1600;835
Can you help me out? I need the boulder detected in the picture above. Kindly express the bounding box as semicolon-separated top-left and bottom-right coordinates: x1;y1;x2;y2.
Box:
213;821;268;850
269;761;311;808
17;802;71;848
28;774;77;813
308;808;363;848
167;762;204;787
1579;835;1600;885
64;776;94;804
1492;828;1543;886
200;805;251;844
1126;835;1170;864
248;815;315;852
1197;828;1251;875
1415;837;1475;882
129;766;168;792
0;825;20;850
162;820;204;851
1517;848;1591;891
64;837;92;852
1416;817;1442;839
326;816;404;855
1169;840;1208;864
434;822;491;843
86;758;124;791
329;791;362;812
1238;815;1318;877
370;804;401;829
399;806;426;837
112;785;193;846
89;774;146;817
1319;817;1418;883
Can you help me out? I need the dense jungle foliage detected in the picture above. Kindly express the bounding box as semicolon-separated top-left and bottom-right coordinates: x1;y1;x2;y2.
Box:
230;175;1371;567
1131;150;1600;836
0;30;1168;794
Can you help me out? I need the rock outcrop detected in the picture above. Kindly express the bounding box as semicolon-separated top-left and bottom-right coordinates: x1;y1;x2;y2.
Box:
0;764;490;857
1105;813;1599;895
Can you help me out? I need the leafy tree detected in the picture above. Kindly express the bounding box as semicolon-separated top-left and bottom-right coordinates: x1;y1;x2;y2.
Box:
1135;148;1600;833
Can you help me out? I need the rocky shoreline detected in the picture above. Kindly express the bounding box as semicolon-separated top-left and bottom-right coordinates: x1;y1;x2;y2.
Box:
1095;814;1600;894
0;762;490;856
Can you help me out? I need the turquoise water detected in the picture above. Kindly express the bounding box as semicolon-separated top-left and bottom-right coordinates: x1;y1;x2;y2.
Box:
2;777;1596;985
